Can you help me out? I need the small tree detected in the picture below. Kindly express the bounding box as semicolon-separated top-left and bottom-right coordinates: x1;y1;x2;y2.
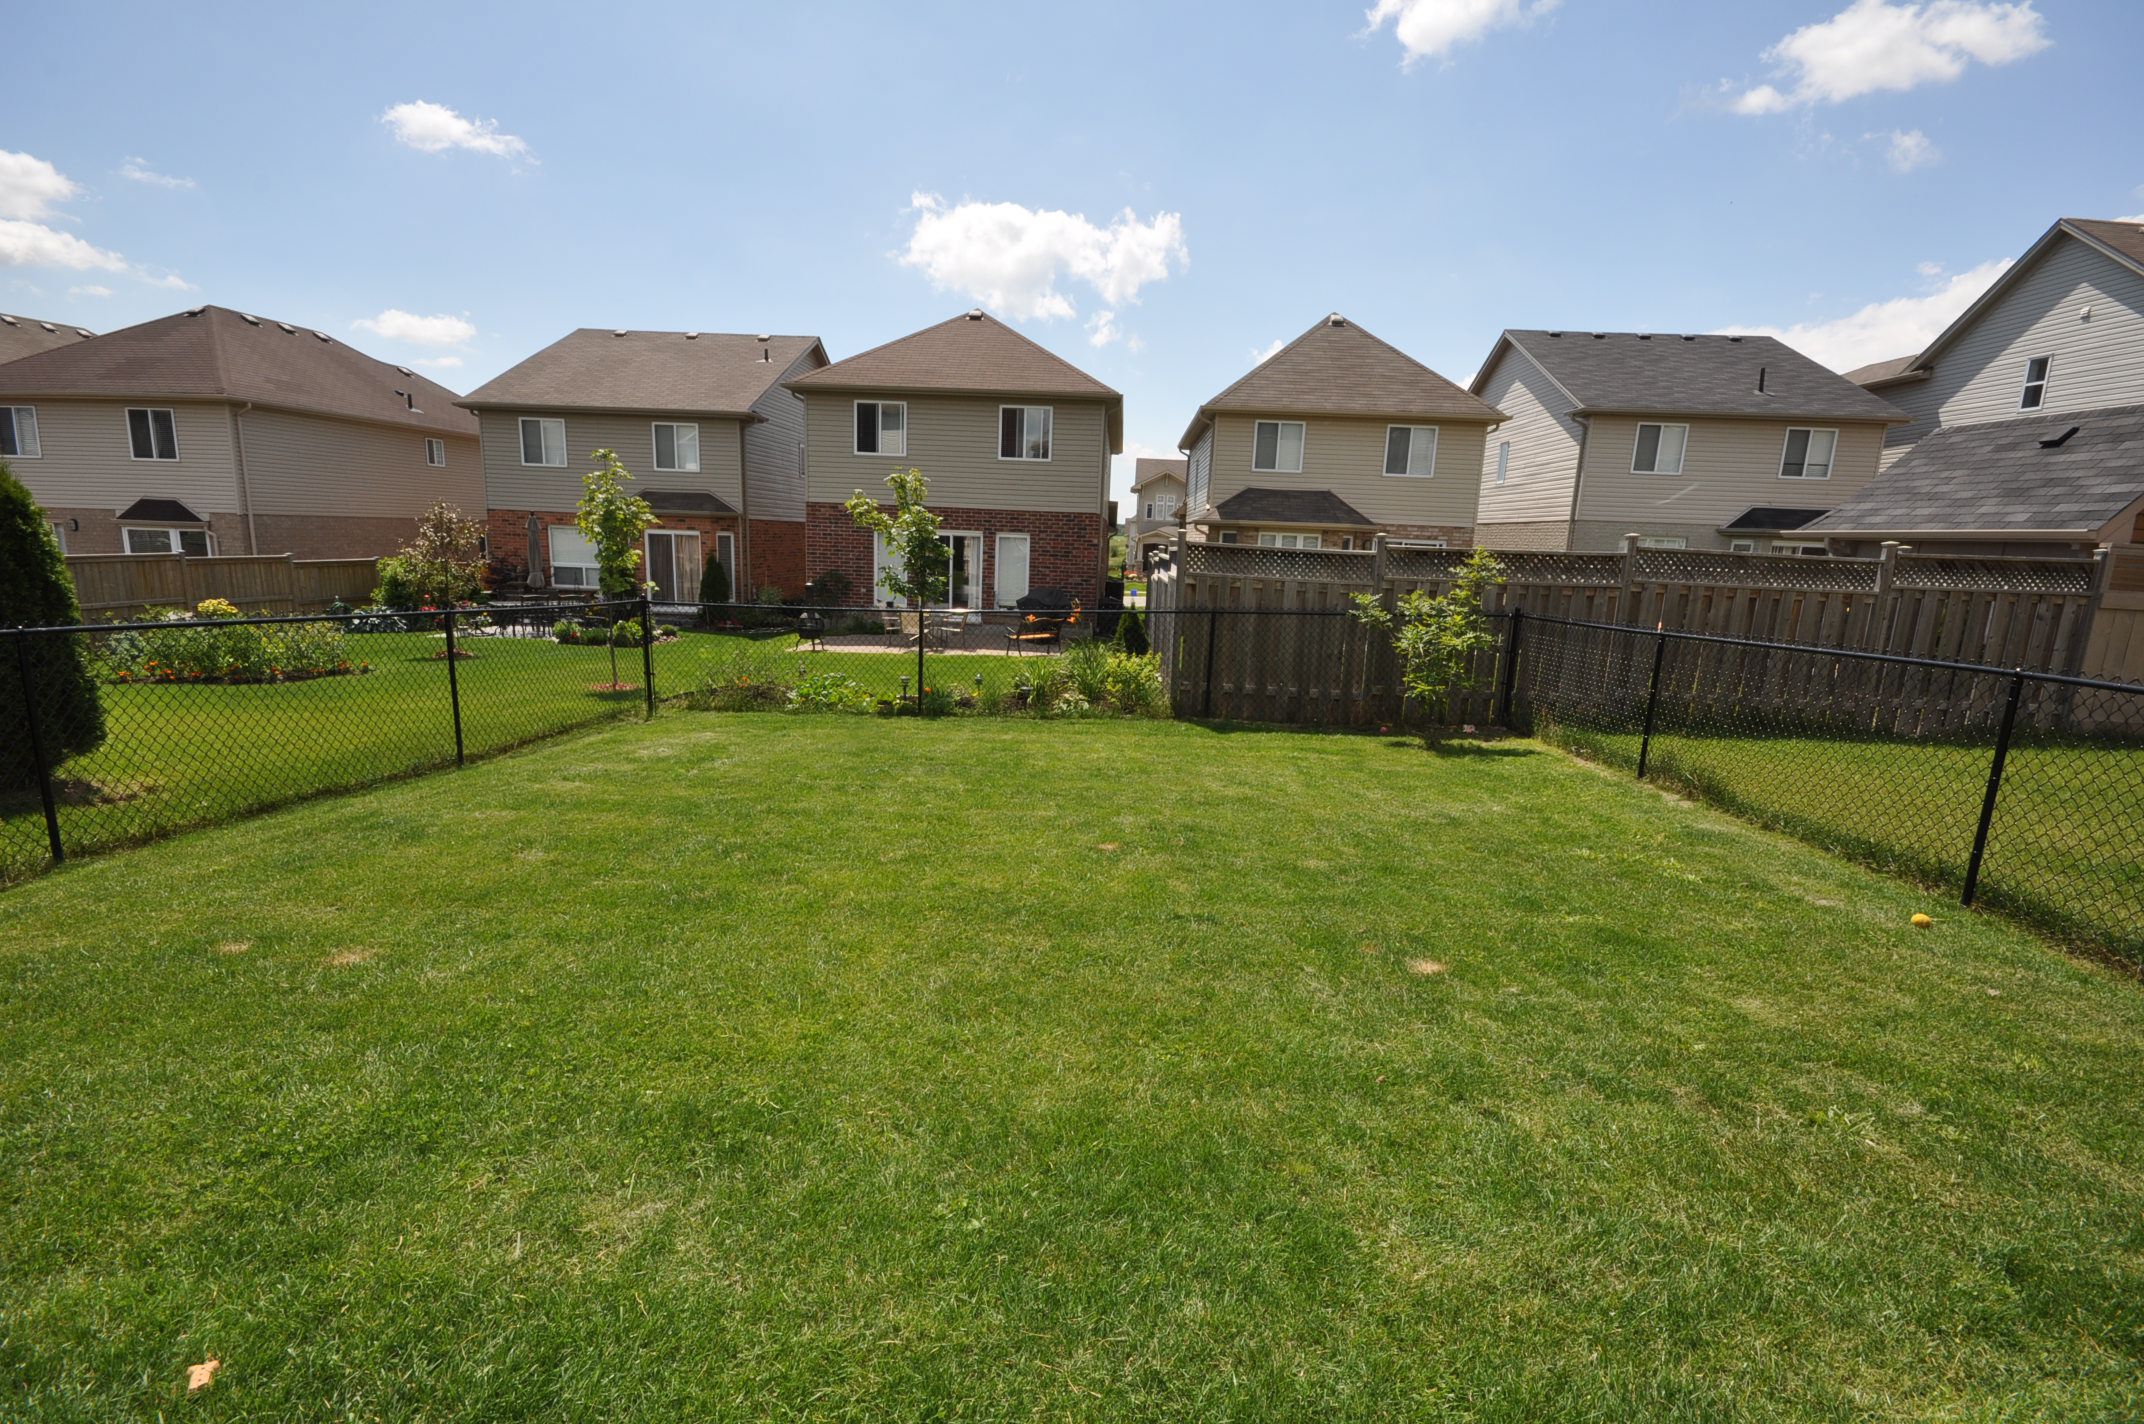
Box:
0;462;105;791
844;468;947;607
698;554;731;607
1348;548;1505;739
394;502;487;607
1113;606;1149;656
576;448;656;600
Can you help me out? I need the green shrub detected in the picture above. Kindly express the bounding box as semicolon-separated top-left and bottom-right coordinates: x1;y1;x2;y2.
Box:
101;602;363;684
370;555;419;610
552;619;582;644
787;672;873;713
918;684;958;717
685;673;790;712
1114;607;1149;656
1102;651;1166;716
1062;639;1114;706
0;461;104;790
699;557;731;607
806;568;852;607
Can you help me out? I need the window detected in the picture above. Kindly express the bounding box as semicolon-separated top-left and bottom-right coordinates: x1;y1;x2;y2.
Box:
1217;530;1240;544
1494;440;1510;486
854;400;906;456
424;437;446;468
998;405;1052;460
0;405;39;458
2019;355;2051;410
519;417;566;467
1635;535;1687;550
127;407;179;461
1383;425;1438;477
547;526;599;587
1770;540;1831;557
994;532;1030;606
1779;427;1837;480
1729;538;1757;554
1256;531;1322;549
652;421;700;472
46;520;66;552
1143;501;1153;519
124;526;213;556
1252;420;1305;473
1630;422;1687;474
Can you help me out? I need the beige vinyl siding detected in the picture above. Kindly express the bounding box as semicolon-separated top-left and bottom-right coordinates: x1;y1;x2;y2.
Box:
1473;347;1582;525
240;409;481;518
2;398;239;516
1575;416;1887;534
743;349;821;522
1207;413;1486;527
1126;474;1184;546
1883;236;2144;464
1185;429;1213;516
803;393;1108;512
478;409;745;511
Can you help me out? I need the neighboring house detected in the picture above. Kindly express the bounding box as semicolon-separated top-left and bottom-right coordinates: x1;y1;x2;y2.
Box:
1468;330;1905;554
0;313;95;365
0;305;479;558
1179;314;1503;550
458;329;828;600
1813;217;2144;555
1125;456;1185;569
787;309;1120;610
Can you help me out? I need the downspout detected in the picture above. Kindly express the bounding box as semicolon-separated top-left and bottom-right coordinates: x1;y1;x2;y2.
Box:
231;402;260;554
737;415;753;596
1564;412;1592;551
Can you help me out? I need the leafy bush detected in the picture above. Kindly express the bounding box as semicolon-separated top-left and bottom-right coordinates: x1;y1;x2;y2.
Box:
1348;547;1504;736
917;684;958;717
0;461;104;790
787;672;874;713
370;556;419;611
1062;639;1114;706
101;603;364;685
1114;607;1149;656
1011;644;1164;717
699;557;731;607
1102;651;1166;715
685;673;791;712
806;568;852;607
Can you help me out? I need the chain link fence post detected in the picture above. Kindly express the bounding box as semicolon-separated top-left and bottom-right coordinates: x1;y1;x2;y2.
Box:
12;629;65;865
640;595;656;718
1496;607;1524;729
1962;668;2025;907
1635;624;1668;780
442;606;466;768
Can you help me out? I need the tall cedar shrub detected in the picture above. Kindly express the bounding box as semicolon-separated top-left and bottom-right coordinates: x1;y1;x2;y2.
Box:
0;462;105;790
1114;607;1149;656
699;555;731;606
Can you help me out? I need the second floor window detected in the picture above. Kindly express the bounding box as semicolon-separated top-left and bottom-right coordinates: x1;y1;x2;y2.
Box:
1631;422;1686;475
1495;441;1510;485
520;417;566;467
855;400;906;456
2020;355;2051;409
999;405;1052;460
653;421;700;472
425;437;446;467
1779;427;1837;479
1;406;39;457
1252;420;1305;474
128;407;179;461
1383;425;1438;477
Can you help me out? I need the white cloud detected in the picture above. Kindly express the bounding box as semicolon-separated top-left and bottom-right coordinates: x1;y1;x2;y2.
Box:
140;271;198;291
1882;128;1941;171
351;308;476;347
119;157;196;190
1915;259;1945;276
1250;338;1286;364
899;193;1187;322
0;150;80;221
1086;309;1121;347
68;283;113;298
1721;257;2010;371
380;101;532;162
1364;0;1559;66
1126;333;1147;355
2114;212;2144;224
412;355;464;370
1731;0;2049;113
0;219;130;274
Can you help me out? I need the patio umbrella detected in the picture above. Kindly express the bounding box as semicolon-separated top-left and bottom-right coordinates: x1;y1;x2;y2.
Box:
525;514;544;588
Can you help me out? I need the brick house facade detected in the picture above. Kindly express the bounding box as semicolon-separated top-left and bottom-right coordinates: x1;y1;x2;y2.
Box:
805;502;1104;608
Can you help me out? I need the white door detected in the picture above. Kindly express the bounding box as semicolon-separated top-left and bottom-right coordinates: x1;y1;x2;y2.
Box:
872;531;905;608
941;532;983;617
995;533;1030;608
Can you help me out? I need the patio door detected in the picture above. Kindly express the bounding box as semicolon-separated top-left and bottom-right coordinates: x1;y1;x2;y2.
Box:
941;532;983;619
644;529;702;604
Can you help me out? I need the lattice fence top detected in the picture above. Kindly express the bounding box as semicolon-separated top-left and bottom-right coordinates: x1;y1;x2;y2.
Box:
1493;551;1624;586
1181;543;1375;584
1631;549;1878;592
1894;554;2098;594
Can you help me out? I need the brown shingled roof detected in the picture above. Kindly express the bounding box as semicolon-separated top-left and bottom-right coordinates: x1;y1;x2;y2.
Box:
2066;217;2144;272
1180;314;1502;450
460;329;826;418
1131;456;1185;490
1842;353;1922;387
0;305;474;437
0;313;95;366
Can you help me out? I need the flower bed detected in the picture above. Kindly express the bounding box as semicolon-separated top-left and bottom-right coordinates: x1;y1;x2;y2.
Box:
98;601;369;685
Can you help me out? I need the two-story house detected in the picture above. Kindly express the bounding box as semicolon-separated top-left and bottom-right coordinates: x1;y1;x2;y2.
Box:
1178;314;1503;551
787;309;1120;610
1812;218;2144;556
459;329;828;600
0;305;480;558
1125;456;1184;570
1468;330;1905;554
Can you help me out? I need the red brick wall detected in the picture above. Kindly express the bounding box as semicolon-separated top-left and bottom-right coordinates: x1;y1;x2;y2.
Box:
805;502;1103;609
748;518;807;599
485;507;740;596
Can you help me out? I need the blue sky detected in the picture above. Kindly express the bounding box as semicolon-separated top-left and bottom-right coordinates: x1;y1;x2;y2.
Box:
7;0;2141;504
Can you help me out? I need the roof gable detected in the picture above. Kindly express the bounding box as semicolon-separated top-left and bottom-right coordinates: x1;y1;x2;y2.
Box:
1887;219;2144;382
1489;329;1905;424
0;306;475;437
789;310;1118;401
461;329;824;419
1130;456;1185;491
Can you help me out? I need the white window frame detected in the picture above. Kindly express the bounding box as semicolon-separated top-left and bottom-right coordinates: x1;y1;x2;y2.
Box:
1251;420;1306;474
123;526;214;556
1729;538;1757;554
127;407;180;462
519;417;567;468
1382;424;1439;478
1256;531;1322;549
997;405;1052;462
547;525;599;588
1770;540;1831;557
1635;535;1688;550
2019;355;2051;411
994;532;1030;607
47;520;67;552
1630;422;1687;475
1777;427;1838;480
651;420;701;473
424;437;446;468
1494;440;1510;486
853;400;907;457
1;405;40;458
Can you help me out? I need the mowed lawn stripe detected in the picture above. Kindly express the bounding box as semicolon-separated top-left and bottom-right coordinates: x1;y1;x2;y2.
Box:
2;718;2140;1420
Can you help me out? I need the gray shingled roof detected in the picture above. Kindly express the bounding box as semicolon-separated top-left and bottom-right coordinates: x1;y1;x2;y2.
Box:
462;329;824;418
0;306;475;438
1842;354;1921;387
645;489;737;515
1181;314;1501;449
2066;218;2144;273
1211;487;1376;526
1131;456;1185;490
1806;405;2144;537
0;313;94;366
118;497;206;523
1485;330;1906;423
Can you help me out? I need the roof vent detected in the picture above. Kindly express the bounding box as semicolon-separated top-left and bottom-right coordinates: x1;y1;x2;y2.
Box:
38;321;55;333
1681;334;1696;341
395;365;413;377
684;331;699;340
1590;332;1605;340
1327;313;1345;327
1637;333;1652;340
965;308;985;320
74;328;90;337
1757;365;1768;394
313;331;330;341
0;315;16;327
1547;331;1562;338
2039;425;2081;449
613;328;628;337
239;313;261;326
1726;335;1743;343
186;307;205;317
394;389;419;414
277;322;295;334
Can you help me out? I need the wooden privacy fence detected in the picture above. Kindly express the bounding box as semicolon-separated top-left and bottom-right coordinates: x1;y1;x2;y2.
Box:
64;553;380;621
1146;536;2144;727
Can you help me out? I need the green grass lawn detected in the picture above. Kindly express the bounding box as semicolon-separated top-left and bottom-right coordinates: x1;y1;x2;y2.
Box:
3;716;2142;1419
